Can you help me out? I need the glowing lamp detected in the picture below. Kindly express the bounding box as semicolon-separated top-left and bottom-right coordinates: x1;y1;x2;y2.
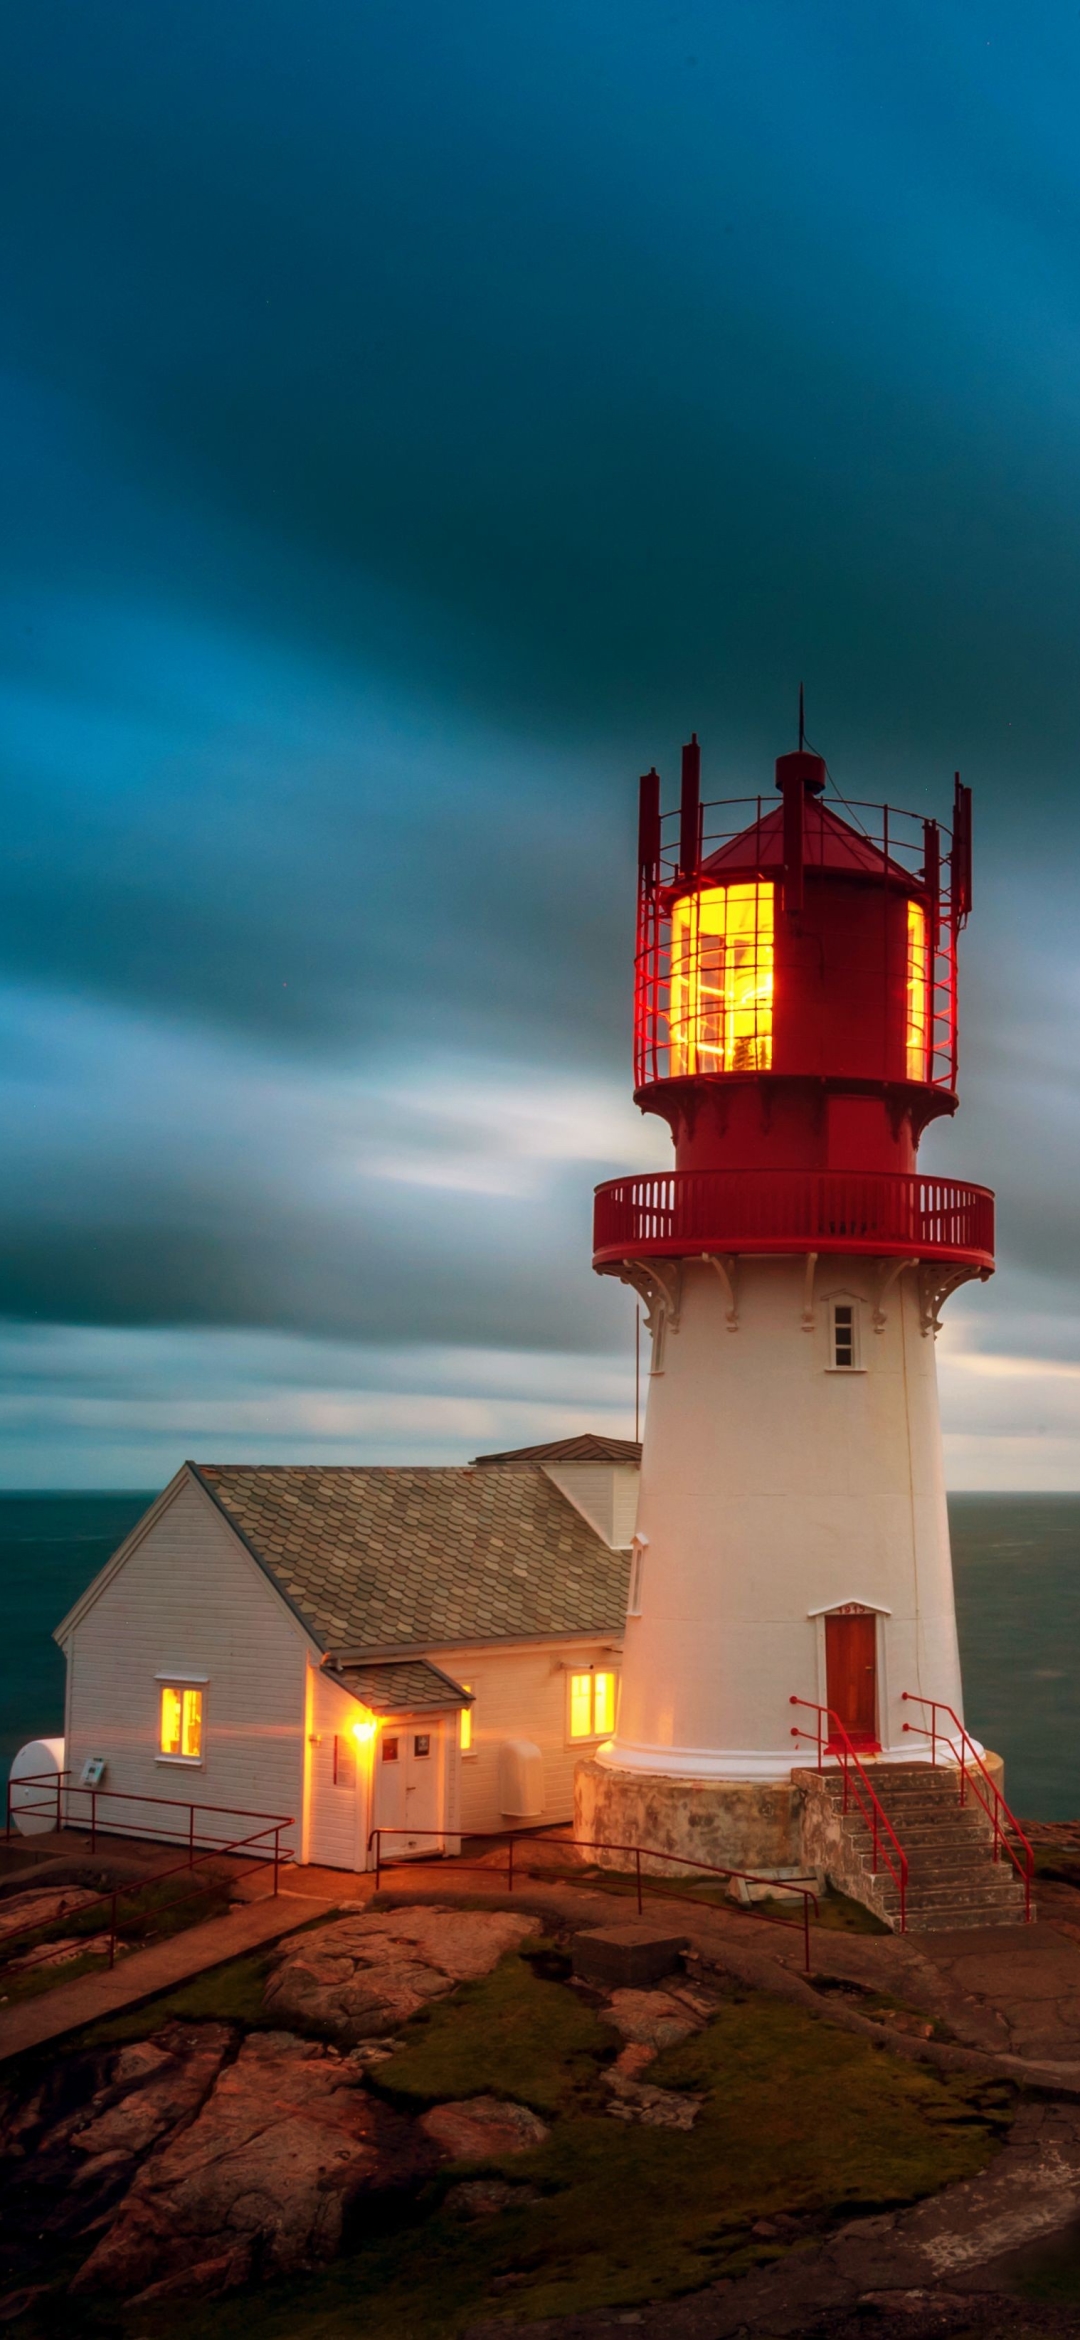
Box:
351;1718;377;1744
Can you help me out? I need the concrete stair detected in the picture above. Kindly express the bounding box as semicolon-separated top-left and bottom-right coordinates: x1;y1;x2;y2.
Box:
821;1761;1031;1932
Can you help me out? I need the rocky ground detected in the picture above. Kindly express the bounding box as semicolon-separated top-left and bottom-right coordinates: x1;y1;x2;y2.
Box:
3;1862;1080;2336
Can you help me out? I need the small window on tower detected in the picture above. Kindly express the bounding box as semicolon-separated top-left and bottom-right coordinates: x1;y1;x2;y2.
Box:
829;1301;860;1371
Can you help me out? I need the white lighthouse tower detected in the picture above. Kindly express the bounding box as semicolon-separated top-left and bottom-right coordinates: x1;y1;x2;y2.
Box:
576;733;1019;1920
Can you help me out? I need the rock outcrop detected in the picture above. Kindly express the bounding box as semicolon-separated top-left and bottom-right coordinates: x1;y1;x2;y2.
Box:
418;2096;549;2159
599;1987;705;2050
72;2030;435;2302
262;1905;541;2044
0;1886;98;1944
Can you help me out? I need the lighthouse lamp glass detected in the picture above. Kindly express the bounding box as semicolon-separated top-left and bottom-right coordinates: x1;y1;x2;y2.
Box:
668;883;774;1078
905;900;930;1081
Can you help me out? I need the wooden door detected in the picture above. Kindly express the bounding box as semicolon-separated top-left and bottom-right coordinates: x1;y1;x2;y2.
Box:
374;1723;444;1860
825;1612;878;1751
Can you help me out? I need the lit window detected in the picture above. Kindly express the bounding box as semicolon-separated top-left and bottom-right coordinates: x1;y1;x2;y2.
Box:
569;1671;618;1740
159;1685;202;1761
460;1690;474;1753
594;1672;616;1734
669;883;774;1077
382;1735;399;1762
906;900;930;1080
830;1302;859;1371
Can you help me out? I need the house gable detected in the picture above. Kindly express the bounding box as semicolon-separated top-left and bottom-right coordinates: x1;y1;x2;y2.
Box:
53;1465;322;1659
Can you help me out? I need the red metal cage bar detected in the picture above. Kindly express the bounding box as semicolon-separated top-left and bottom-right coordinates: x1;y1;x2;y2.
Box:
635;792;962;1094
593;1168;994;1271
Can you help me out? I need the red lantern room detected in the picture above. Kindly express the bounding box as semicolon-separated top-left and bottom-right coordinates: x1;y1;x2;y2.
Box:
594;735;993;1283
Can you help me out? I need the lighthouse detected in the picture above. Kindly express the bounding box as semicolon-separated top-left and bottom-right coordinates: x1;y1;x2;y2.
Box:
577;732;999;1891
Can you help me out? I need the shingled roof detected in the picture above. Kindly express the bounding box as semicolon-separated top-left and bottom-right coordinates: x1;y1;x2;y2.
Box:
338;1660;472;1713
191;1463;629;1656
473;1435;641;1465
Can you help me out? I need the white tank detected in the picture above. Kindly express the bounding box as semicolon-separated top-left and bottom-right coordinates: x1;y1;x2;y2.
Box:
8;1738;65;1834
498;1738;545;1818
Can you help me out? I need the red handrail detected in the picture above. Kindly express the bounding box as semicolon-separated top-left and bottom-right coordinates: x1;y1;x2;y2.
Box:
790;1697;908;1932
6;1771;293;1858
0;1821;292;1979
901;1693;1034;1922
366;1824;818;1971
1;1773;295;1977
593;1167;994;1273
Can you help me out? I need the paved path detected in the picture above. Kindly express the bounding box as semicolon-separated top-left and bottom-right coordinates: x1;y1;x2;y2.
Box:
0;1889;336;2062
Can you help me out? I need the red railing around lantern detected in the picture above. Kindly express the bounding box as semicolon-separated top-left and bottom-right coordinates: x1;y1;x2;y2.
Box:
593;1168;993;1272
900;1694;1034;1923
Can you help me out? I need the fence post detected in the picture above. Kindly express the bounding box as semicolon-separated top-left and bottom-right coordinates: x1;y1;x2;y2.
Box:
90;1790;96;1854
55;1770;62;1834
508;1837;514;1894
188;1806;195;1868
635;1847;642;1915
273;1828;280;1898
374;1831;381;1890
109;1890;117;1970
803;1891;810;1973
4;1776;10;1843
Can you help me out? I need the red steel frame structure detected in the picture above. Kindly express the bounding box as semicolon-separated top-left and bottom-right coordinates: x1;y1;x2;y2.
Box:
635;785;966;1097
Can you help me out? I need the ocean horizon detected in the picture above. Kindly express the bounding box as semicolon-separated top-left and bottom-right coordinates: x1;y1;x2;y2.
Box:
1;1489;1078;1820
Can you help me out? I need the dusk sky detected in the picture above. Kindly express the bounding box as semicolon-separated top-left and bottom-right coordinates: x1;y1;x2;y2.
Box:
3;0;1080;1487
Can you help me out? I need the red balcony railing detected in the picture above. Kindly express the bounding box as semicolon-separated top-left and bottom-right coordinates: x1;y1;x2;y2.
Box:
593;1169;994;1271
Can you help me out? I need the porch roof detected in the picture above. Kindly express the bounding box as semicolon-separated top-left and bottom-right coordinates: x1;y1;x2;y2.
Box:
336;1658;472;1713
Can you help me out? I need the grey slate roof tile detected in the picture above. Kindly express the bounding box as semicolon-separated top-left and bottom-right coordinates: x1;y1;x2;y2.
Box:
192;1463;629;1656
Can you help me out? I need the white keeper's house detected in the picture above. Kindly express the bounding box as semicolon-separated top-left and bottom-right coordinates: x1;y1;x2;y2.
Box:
53;1436;638;1871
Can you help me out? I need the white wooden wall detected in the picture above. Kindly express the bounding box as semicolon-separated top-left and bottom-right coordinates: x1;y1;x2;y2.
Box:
428;1640;619;1835
542;1462;638;1551
61;1474;309;1861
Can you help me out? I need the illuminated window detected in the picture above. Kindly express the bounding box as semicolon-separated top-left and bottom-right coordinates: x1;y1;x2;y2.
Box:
460;1689;474;1754
382;1736;400;1762
669;883;774;1077
569;1670;618;1740
906;900;930;1080
159;1685;202;1761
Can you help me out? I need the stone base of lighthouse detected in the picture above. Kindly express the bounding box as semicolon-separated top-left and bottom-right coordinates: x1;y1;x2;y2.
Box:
575;1751;1008;1920
574;1757;803;1878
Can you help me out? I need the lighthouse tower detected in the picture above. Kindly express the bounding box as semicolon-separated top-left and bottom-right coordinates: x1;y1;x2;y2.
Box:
578;733;995;1880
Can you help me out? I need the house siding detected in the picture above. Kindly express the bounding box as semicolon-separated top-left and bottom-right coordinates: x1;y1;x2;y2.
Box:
60;1474;308;1860
306;1666;371;1870
429;1641;619;1833
542;1462;638;1552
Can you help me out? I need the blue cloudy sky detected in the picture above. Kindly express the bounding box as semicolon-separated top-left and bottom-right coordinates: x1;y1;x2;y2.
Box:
3;0;1080;1488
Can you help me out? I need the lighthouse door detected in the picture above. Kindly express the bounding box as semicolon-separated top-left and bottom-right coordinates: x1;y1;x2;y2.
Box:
825;1612;879;1753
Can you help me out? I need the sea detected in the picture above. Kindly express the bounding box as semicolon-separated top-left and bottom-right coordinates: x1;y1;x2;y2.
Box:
1;1492;1079;1819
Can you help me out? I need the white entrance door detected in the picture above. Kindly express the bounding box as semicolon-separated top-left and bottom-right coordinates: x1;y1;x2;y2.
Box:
374;1722;443;1860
